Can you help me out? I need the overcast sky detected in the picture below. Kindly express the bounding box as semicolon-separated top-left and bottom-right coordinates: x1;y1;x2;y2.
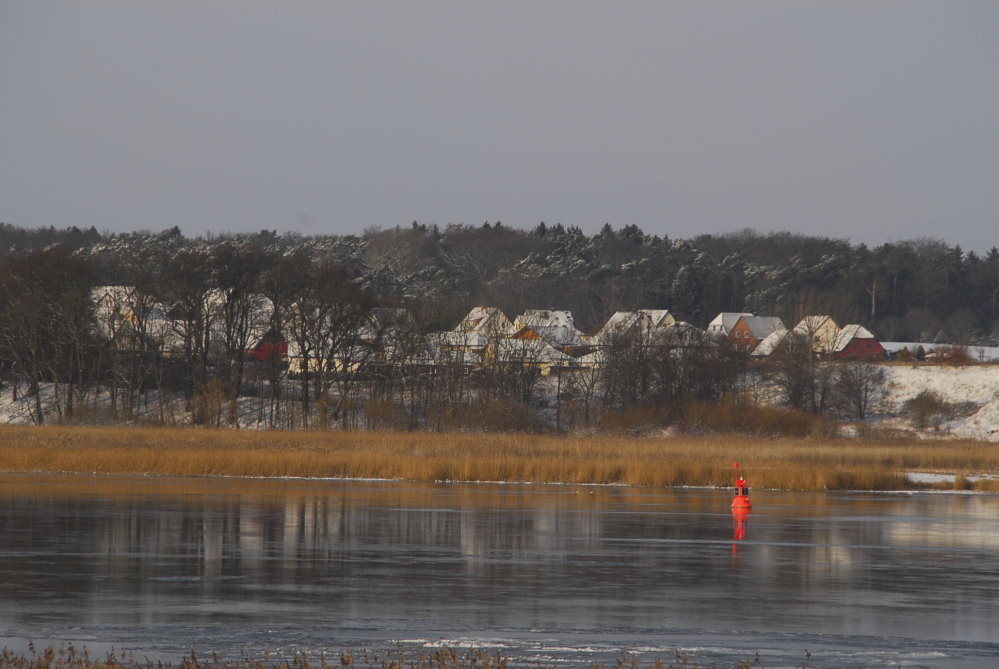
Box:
2;1;997;251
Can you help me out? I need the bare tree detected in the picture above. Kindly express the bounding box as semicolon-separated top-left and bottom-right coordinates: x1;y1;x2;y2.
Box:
258;252;308;428
759;331;835;415
155;248;220;423
831;360;887;420
0;250;97;424
210;241;276;424
287;260;374;429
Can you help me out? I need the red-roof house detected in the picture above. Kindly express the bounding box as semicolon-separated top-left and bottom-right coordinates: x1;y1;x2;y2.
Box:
832;325;886;360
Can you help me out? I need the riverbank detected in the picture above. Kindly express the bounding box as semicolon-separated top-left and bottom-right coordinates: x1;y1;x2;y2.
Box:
0;646;755;669
1;425;996;491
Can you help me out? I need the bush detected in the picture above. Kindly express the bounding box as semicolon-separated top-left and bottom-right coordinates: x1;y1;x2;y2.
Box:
903;390;944;429
452;399;547;433
597;405;671;435
933;345;974;365
683;398;831;438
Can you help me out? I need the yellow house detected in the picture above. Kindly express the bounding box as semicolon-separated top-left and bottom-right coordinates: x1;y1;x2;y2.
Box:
793;315;840;355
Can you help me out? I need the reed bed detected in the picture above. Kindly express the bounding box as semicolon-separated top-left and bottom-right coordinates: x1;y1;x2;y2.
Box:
0;646;758;669
0;424;996;491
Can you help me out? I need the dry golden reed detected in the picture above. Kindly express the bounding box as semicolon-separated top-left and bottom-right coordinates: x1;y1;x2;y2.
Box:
0;424;996;491
0;646;756;669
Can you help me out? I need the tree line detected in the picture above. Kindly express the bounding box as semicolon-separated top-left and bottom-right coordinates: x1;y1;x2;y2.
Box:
0;222;991;431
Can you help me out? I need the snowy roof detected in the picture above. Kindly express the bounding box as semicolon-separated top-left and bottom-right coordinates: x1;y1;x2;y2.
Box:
741;316;785;340
596;311;644;340
512;324;585;348
793;315;840;352
832;324;877;352
793;315;837;335
751;327;794;356
639;309;674;328
514;309;577;330
708;312;753;334
455;306;513;335
597;309;675;343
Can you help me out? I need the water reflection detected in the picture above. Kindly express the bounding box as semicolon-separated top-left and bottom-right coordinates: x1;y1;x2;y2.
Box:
731;507;749;555
2;474;999;668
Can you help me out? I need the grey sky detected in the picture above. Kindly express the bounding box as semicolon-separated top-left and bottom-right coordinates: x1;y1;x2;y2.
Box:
2;1;997;251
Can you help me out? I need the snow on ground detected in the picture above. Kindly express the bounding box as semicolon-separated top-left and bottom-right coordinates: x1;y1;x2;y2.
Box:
882;365;999;407
3;364;999;440
881;364;999;441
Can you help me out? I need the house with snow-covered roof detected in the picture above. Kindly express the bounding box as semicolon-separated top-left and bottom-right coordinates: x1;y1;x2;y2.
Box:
457;306;513;335
640;309;675;329
751;327;791;357
753;316;872;360
793;315;840;355
593;309;676;346
512;309;589;355
728;315;785;353
439;306;514;354
509;323;585;354
832;324;886;360
514;309;578;331
707;312;754;339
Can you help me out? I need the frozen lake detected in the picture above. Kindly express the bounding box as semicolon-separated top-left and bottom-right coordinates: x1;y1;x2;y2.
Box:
1;473;998;668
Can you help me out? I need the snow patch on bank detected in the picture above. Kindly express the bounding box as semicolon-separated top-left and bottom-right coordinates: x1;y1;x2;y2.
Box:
4;363;999;441
880;365;999;441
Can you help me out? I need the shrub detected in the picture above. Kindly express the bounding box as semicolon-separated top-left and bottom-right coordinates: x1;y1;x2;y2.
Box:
903;390;944;429
452;399;547;433
597;405;669;435
683;399;831;438
934;345;974;366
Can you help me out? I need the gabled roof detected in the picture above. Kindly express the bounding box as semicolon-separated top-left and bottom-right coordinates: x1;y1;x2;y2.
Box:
793;315;837;335
596;311;645;341
740;315;785;340
596;309;675;344
832;324;877;352
793;315;839;353
455;306;513;335
639;309;674;328
751;327;793;356
708;312;753;335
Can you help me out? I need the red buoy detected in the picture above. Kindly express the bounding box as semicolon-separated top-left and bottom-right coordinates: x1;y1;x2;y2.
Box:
731;461;752;509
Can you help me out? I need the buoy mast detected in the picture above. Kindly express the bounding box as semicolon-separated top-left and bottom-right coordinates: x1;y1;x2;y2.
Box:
731;461;751;509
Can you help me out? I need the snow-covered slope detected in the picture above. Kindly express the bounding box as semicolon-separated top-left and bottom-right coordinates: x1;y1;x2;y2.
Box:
881;365;999;441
